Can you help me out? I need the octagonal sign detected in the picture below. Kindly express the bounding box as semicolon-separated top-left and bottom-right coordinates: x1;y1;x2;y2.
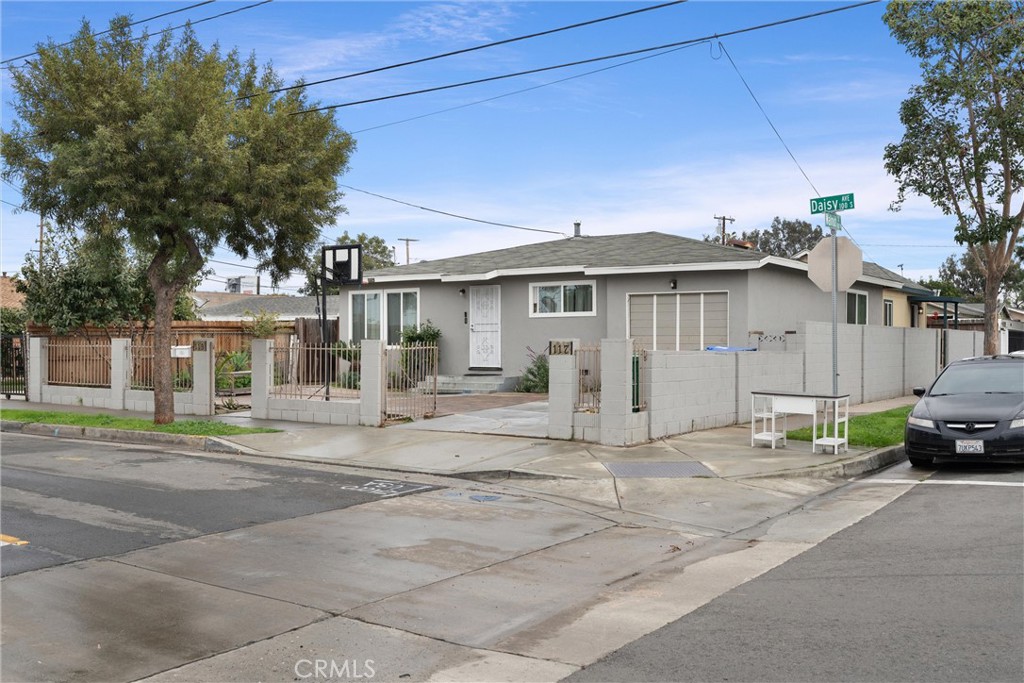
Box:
807;237;862;292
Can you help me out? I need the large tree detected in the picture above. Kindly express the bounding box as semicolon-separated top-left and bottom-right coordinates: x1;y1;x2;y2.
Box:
705;217;825;257
923;249;1024;305
2;17;354;422
16;222;198;341
883;1;1023;354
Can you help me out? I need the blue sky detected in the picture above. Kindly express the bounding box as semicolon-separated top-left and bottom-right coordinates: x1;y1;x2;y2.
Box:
1;0;965;293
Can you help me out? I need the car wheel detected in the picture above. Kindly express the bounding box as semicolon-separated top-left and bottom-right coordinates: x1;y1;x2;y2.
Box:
908;455;935;468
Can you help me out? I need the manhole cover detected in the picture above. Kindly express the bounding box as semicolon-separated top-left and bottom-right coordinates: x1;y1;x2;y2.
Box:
603;461;717;478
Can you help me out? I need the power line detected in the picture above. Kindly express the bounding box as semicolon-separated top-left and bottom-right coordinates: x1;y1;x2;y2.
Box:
352;41;706;135
340;185;567;237
297;0;881;115
3;1;273;71
2;0;216;65
237;0;689;102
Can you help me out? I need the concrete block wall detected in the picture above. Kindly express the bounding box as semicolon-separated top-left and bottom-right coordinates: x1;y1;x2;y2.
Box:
736;351;803;423
862;325;905;402
904;327;939;390
265;396;360;425
647;351;737;439
31;338;215;416
945;328;984;363
598;339;649;446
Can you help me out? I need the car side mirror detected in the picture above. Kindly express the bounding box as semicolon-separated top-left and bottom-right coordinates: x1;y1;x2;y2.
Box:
913;387;926;397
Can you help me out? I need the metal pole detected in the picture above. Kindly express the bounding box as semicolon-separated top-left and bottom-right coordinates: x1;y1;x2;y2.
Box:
321;275;331;401
831;225;838;396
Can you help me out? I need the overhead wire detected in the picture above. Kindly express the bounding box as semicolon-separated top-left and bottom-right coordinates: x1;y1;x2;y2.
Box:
296;0;882;115
340;185;567;236
235;0;689;102
2;0;216;65
352;41;708;135
3;0;273;70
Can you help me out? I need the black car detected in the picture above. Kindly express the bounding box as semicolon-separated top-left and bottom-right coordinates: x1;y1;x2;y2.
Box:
904;354;1024;467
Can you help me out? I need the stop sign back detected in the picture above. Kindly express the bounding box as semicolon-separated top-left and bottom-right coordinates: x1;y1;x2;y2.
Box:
808;237;862;292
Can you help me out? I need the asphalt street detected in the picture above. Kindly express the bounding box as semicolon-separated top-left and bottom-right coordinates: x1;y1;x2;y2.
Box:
0;433;436;576
565;463;1024;683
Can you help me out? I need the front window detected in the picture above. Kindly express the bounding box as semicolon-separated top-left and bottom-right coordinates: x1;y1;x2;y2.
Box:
351;290;418;344
530;281;596;317
847;291;867;325
884;299;894;327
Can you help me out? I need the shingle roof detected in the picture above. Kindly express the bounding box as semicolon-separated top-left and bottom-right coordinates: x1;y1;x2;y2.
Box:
367;232;766;278
200;295;342;319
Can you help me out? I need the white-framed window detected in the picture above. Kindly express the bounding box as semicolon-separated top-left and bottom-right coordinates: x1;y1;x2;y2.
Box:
529;280;596;317
846;290;868;325
350;290;419;344
883;299;894;327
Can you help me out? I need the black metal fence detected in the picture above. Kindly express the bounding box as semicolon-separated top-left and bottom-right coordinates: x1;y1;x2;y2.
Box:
1;334;27;399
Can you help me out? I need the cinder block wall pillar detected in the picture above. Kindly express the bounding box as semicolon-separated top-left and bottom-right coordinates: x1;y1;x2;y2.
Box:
110;339;130;410
28;337;46;403
191;338;215;416
599;338;633;446
360;339;385;426
251;339;272;419
547;338;579;440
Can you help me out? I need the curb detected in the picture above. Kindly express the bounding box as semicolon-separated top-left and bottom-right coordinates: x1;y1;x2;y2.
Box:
2;420;250;455
740;445;906;480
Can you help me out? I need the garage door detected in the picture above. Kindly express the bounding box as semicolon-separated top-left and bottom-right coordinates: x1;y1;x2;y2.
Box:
628;292;728;350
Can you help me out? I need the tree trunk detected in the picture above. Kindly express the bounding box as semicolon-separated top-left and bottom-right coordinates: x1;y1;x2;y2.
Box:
983;274;1001;355
151;278;178;424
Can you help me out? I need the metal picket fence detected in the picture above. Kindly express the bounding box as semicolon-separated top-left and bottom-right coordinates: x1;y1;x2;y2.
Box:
383;343;438;421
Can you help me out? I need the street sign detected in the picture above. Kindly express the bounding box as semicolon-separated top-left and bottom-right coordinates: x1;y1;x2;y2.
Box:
810;193;855;214
824;211;842;230
808;236;862;292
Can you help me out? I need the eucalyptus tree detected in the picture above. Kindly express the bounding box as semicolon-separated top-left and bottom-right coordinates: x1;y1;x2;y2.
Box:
883;1;1023;353
2;17;355;422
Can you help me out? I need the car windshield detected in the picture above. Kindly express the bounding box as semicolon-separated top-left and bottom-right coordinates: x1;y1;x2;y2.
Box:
929;362;1024;396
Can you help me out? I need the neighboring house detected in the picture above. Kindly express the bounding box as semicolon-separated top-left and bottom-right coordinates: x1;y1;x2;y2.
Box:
337;231;929;389
917;300;1024;352
791;250;932;328
0;273;25;310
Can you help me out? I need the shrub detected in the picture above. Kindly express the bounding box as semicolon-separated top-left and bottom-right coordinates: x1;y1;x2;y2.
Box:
517;346;549;393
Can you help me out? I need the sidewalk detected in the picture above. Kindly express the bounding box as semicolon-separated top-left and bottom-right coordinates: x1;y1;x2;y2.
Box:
1;394;915;487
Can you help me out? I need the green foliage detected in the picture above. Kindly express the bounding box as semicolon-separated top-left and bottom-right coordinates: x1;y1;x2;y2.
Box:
882;1;1023;350
243;309;280;339
0;307;26;336
921;251;1024;305
300;231;397;295
15;223;199;337
216;351;252;391
516;347;549;393
705;217;825;257
1;15;354;422
400;319;442;345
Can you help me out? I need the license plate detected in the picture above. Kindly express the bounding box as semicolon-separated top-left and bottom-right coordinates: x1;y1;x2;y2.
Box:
955;439;984;454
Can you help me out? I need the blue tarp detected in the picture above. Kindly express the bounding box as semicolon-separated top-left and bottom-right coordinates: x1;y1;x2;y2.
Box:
705;346;757;352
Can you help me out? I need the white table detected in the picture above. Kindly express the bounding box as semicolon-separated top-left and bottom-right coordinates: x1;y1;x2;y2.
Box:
750;391;850;454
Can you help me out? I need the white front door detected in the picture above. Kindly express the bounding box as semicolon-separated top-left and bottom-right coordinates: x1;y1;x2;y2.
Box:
469;285;501;368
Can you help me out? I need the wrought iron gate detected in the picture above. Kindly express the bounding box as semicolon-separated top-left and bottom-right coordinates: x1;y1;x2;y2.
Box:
383;343;438;422
1;334;28;399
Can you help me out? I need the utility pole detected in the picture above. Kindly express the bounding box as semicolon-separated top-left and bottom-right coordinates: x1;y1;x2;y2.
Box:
714;215;735;245
397;237;419;265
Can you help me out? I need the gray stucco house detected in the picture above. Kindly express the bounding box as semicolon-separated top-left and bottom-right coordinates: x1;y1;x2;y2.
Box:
199;231;928;389
349;231;927;387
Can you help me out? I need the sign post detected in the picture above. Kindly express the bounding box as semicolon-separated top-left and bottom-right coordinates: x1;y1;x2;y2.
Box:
809;194;856;396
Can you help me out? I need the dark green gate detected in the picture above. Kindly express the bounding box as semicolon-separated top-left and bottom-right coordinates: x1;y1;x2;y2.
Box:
1;334;28;399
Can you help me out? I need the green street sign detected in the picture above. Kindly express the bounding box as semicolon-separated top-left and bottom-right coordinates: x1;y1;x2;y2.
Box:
810;193;854;214
824;211;842;230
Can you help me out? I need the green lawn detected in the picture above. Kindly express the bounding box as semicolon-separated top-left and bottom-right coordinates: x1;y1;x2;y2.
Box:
787;405;912;448
0;409;279;437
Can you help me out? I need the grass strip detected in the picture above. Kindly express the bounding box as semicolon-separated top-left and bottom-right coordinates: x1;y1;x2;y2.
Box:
787;405;913;448
0;409;279;437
